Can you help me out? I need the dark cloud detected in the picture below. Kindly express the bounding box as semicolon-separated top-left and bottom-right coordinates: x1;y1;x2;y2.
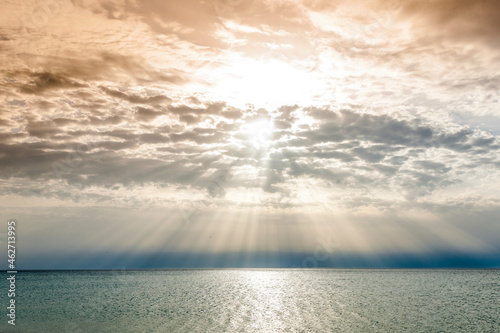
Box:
351;146;386;163
169;129;227;144
0;118;12;127
52;118;79;126
413;160;451;174
311;150;357;163
19;72;86;94
169;102;226;116
139;133;170;144
304;106;339;121
304;110;497;153
135;107;163;122
87;115;126;126
402;0;500;44
221;108;244;119
179;114;199;124
4;53;187;97
25;118;63;138
101;87;171;105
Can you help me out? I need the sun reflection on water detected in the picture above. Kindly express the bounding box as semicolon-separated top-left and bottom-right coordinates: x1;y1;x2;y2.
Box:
235;270;300;332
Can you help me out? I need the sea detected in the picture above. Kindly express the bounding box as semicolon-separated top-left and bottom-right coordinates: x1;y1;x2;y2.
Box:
0;269;498;332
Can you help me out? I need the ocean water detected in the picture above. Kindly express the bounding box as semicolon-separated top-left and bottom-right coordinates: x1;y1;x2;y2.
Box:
1;269;499;332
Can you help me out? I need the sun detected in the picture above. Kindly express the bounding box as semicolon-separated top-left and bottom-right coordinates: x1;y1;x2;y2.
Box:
211;59;321;109
242;118;274;149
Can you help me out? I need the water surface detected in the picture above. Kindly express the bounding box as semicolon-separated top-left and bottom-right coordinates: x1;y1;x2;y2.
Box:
1;269;498;332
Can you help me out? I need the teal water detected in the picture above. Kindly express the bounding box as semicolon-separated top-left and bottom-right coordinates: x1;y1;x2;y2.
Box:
1;269;499;332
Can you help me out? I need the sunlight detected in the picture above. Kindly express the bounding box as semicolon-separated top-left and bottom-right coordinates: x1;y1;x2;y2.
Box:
242;118;274;149
213;59;320;108
239;270;288;330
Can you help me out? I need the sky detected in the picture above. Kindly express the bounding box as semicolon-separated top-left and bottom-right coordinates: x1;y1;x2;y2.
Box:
0;0;499;269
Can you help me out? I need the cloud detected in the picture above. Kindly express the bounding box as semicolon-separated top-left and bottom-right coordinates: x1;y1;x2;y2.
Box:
3;104;498;201
401;0;500;44
19;72;86;94
101;87;171;105
135;107;164;122
1;0;500;268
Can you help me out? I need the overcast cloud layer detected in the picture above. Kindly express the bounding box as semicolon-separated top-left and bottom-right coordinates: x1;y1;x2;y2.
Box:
1;0;499;268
